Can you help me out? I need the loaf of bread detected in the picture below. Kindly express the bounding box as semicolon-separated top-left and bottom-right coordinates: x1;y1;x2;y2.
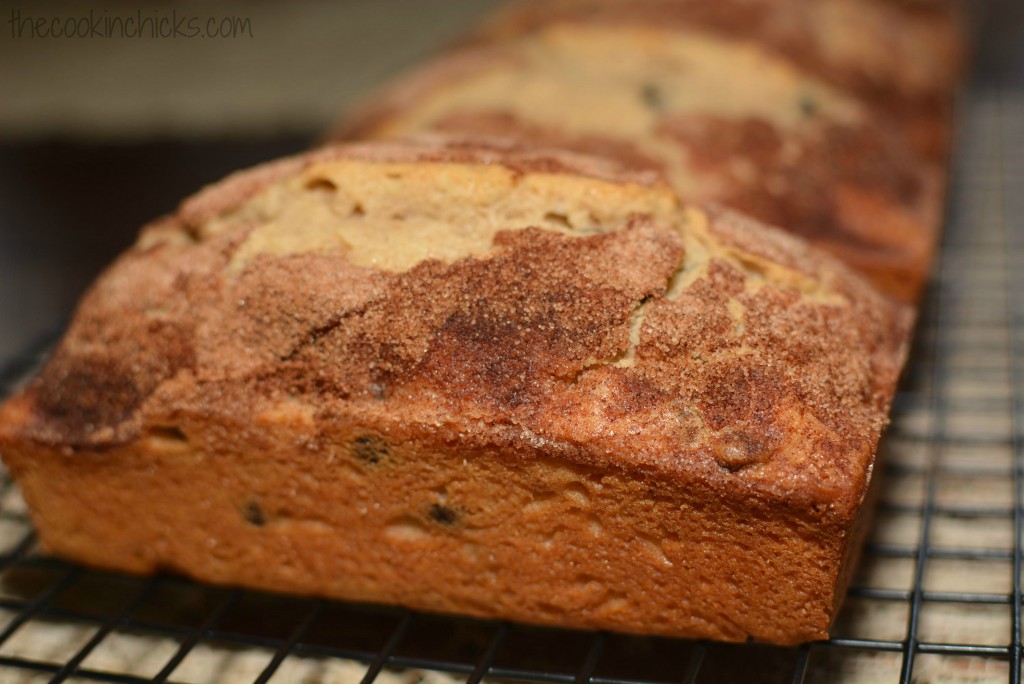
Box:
0;138;912;644
334;0;963;302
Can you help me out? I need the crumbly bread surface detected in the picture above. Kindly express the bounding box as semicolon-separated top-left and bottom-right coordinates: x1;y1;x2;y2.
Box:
334;0;960;302
0;140;912;644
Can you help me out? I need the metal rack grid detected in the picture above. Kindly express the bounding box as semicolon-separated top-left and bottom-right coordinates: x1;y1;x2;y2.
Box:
0;20;1022;684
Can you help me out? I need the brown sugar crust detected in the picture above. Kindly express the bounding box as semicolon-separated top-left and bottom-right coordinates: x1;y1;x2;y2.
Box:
0;142;911;644
416;109;939;303
657;115;941;302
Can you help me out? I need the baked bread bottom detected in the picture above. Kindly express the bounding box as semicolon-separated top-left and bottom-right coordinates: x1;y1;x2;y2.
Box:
0;139;911;644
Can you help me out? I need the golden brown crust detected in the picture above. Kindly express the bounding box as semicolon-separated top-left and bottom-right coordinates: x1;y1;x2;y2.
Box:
418;110;941;303
656;115;942;302
0;142;911;643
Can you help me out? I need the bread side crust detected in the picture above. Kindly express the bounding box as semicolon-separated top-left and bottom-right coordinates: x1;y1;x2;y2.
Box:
1;418;866;644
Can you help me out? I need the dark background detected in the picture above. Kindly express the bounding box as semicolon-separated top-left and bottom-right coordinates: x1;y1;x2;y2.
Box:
0;138;310;358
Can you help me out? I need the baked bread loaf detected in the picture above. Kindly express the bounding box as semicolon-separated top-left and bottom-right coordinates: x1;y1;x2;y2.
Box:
0;139;912;644
333;0;963;302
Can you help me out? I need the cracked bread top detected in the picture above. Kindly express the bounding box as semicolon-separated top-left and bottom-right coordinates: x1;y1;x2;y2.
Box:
0;138;912;525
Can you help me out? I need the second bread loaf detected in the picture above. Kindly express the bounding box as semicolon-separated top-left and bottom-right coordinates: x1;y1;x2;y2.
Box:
334;0;961;302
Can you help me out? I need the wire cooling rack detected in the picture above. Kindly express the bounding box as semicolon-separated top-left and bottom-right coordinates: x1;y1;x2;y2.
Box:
0;17;1022;684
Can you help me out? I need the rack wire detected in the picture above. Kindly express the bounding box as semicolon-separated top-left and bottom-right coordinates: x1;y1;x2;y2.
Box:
0;9;1021;684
